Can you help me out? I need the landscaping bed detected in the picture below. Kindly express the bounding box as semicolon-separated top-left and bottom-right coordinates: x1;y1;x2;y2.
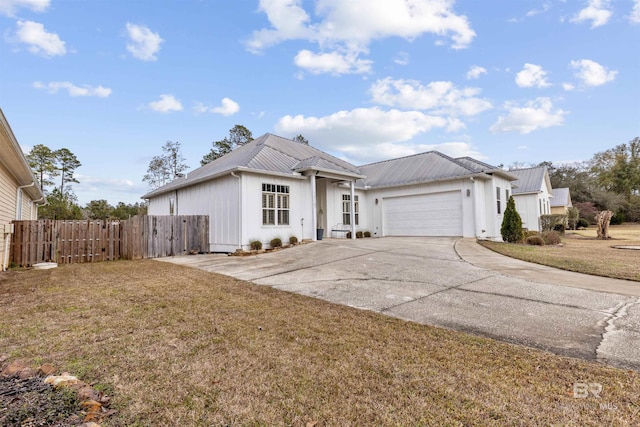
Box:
479;224;640;282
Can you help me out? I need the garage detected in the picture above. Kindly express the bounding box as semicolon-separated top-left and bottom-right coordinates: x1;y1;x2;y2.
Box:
383;191;463;236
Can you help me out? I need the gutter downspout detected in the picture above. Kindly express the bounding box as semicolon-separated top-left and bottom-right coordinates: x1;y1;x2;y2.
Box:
231;172;242;250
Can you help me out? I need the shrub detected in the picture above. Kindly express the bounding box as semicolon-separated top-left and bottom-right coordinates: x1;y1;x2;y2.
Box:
541;230;561;245
553;223;566;234
363;231;371;237
270;237;282;248
577;218;589;228
540;214;568;232
346;232;352;239
526;235;545;246
501;196;523;243
250;240;262;251
567;207;580;230
289;236;298;245
574;202;597;224
356;231;363;239
610;212;625;225
523;230;540;239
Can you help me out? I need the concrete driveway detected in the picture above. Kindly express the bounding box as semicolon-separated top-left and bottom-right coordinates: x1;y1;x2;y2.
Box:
156;237;640;370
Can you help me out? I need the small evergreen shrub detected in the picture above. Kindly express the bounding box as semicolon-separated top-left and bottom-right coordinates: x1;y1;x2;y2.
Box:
577;218;589;228
541;230;561;245
363;231;371;237
553;223;566;234
289;236;298;245
501;196;523;243
526;235;545;246
610;213;625;225
250;240;262;251
270;237;282;248
356;231;363;238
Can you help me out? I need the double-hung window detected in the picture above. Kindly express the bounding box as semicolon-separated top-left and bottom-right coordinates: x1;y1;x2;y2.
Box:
496;187;502;214
342;194;359;225
262;183;289;226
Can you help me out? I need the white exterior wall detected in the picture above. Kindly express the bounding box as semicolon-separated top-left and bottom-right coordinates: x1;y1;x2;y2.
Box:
513;180;552;232
242;173;310;249
322;182;367;235
147;175;240;252
365;179;476;237
483;176;513;240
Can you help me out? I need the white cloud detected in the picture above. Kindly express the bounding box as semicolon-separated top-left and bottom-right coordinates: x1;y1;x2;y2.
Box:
526;2;551;17
126;23;163;61
32;81;112;97
148;94;183;113
212;98;240;116
393;51;409;66
631;0;640;23
294;49;373;75
490;97;567;134
370;77;492;117
276;107;474;163
571;0;612;28
194;98;240;116
562;82;575;91
466;65;487;80
515;63;551;88
570;59;617;86
14;20;66;57
247;0;475;74
0;0;49;16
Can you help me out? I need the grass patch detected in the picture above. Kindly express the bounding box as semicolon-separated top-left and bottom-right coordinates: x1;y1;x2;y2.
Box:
1;260;639;425
479;224;640;282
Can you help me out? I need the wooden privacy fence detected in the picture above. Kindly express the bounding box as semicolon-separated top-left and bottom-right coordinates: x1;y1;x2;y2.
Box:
10;215;209;267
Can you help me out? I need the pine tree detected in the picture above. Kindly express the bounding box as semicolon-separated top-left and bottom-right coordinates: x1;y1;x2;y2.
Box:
501;196;523;243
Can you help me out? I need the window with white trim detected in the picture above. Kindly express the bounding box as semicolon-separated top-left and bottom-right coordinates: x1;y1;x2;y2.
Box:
496;187;501;214
342;194;359;225
262;183;289;226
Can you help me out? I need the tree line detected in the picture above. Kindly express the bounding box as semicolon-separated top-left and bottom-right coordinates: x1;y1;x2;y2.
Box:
510;137;640;223
26;144;146;220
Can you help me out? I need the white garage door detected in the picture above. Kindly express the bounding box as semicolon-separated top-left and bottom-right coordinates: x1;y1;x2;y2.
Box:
383;191;463;236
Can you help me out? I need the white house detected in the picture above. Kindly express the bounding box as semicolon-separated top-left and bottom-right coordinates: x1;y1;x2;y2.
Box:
550;187;572;215
143;134;518;252
510;166;553;232
1;108;45;270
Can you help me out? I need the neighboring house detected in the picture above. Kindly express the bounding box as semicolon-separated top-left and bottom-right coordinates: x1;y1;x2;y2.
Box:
0;109;45;270
510;166;553;232
550;187;572;215
143;133;518;252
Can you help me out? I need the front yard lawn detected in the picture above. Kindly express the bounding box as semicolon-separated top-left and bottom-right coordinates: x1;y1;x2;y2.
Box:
479;224;640;282
1;260;639;425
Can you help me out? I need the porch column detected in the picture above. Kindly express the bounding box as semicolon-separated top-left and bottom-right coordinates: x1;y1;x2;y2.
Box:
350;180;356;239
311;173;317;241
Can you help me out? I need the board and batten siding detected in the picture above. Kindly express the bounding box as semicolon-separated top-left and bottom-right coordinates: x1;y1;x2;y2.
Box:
242;173;310;249
147;174;240;252
483;175;513;239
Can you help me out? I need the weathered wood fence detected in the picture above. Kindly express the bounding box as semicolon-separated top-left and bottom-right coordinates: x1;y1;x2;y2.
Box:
10;215;209;267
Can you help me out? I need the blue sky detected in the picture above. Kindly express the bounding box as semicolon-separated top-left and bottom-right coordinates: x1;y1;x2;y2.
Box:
1;0;639;205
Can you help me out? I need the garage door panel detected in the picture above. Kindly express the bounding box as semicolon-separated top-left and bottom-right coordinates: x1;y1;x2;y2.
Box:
383;191;462;236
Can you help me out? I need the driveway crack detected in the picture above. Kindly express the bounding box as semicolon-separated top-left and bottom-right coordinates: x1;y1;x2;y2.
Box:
595;297;640;363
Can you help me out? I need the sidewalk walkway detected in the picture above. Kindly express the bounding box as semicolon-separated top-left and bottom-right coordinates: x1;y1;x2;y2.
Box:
455;238;640;297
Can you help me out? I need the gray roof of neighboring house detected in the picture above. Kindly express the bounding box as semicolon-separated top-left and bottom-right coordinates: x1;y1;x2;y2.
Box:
358;151;513;189
551;187;572;207
510;166;550;194
143;133;361;198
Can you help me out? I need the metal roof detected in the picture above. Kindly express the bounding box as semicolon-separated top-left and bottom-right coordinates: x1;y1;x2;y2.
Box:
359;151;480;188
143;133;361;198
510;166;550;194
551;187;572;207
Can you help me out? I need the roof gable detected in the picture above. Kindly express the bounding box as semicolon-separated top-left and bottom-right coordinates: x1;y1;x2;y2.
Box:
551;187;572;207
510;166;551;194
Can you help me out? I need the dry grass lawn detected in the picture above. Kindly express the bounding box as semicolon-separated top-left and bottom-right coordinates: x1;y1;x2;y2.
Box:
1;260;639;426
479;224;640;282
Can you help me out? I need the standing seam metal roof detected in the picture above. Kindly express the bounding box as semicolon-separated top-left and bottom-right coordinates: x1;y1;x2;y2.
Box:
510;166;549;194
